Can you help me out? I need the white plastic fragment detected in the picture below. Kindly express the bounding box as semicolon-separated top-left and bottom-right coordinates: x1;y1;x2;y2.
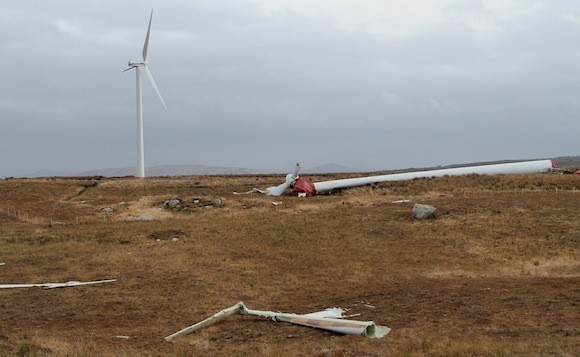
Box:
302;307;345;319
0;279;117;289
391;200;410;204
233;188;266;195
115;336;130;339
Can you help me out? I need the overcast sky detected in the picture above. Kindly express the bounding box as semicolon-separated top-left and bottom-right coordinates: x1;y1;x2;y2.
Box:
1;0;578;176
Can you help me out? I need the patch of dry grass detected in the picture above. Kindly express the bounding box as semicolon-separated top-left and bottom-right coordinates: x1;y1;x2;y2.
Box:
0;173;578;355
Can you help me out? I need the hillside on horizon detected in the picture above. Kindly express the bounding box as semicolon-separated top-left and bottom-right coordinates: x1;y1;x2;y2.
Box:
14;155;580;178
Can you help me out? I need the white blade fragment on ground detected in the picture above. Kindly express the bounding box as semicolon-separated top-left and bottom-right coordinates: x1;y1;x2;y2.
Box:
165;302;244;341
302;307;345;319
233;188;266;195
165;302;390;340
0;279;117;289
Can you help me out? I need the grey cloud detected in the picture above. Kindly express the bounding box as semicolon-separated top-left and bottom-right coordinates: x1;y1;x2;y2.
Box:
0;1;578;177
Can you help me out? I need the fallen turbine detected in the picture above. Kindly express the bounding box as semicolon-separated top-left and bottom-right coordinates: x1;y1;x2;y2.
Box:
255;159;554;196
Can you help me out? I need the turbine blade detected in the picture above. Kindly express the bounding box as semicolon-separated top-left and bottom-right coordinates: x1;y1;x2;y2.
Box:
292;162;301;178
122;66;135;72
142;9;154;61
144;65;167;109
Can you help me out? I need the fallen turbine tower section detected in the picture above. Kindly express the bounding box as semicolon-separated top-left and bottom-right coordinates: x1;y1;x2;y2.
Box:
165;301;390;341
257;160;554;196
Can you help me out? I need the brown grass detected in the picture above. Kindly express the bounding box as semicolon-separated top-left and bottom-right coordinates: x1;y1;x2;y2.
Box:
0;173;578;356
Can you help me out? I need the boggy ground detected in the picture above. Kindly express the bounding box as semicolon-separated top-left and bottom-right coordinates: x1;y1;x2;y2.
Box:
0;173;578;356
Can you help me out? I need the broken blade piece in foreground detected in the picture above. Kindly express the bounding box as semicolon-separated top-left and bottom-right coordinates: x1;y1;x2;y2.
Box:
165;301;390;340
0;279;117;289
165;302;244;341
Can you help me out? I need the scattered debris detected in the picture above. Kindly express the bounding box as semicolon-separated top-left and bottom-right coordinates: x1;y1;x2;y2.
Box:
413;203;437;219
101;207;115;214
136;215;151;221
115;336;130;339
0;279;117;289
391;199;410;204
165;302;390;341
233;188;266;195
271;201;283;206
171;237;179;242
0;263;5;266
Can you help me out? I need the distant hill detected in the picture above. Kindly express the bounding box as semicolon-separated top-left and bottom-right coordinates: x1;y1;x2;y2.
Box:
76;164;260;177
303;163;361;174
27;169;75;177
17;155;579;178
551;155;580;167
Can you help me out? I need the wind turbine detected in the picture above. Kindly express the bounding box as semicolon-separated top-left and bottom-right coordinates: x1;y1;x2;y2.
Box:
124;9;166;178
255;160;555;196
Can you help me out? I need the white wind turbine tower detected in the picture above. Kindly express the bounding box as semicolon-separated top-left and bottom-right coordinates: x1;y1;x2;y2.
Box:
124;9;166;178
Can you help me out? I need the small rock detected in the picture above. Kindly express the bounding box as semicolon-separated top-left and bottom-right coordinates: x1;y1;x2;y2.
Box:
193;199;200;204
136;215;151;221
204;205;214;210
101;207;115;213
212;198;222;207
167;199;180;208
412;203;437;219
171;237;179;242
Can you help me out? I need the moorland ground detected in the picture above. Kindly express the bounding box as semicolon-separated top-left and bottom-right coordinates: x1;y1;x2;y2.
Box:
0;172;578;356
